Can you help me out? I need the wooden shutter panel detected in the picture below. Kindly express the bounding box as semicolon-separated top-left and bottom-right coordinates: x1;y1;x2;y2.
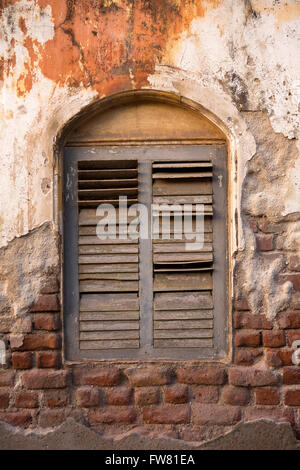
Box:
152;161;214;349
64;145;228;360
77;159;140;350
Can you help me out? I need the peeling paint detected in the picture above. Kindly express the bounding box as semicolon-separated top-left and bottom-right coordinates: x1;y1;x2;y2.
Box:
158;0;300;139
0;0;299;248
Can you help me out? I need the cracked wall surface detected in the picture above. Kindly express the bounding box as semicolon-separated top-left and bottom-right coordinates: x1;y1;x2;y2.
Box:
0;0;299;448
0;0;299;246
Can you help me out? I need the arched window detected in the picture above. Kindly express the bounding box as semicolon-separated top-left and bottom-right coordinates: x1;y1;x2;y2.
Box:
63;95;228;360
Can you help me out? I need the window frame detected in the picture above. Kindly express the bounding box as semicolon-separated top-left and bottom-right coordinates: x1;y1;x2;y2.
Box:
63;144;228;361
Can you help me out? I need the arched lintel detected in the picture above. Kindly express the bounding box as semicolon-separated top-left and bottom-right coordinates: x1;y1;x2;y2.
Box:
58;89;228;147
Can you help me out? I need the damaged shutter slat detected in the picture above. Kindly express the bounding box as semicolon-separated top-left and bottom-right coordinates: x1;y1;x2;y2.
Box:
153;272;213;292
154;339;213;348
153;180;212;196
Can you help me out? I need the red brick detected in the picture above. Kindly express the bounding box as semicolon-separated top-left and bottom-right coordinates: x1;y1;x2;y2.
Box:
106;386;132;406
278;312;300;329
36;351;60;368
289;255;300;272
287;330;300;347
0;317;13;333
234;299;249;311
234;312;272;329
283;367;300;385
22;370;68;389
244;407;294;423
279;349;294;366
235;331;261;347
248;219;258;233
0;370;14;387
76;386;100;407
73;367;121;387
192;404;240;425
235;348;263;365
15;391;39;409
258;219;282;234
177;367;226;385
193;386;219;403
89;407;137;424
0;411;32;427
39;409;65;427
284;389;300;406
263;330;285;348
291;293;300;310
266;349;293;368
16;333;61;351
30;294;59;312
33;314;60;331
256;234;273;251
255;387;280;405
229;367;279;387
222;386;250;406
164;384;188;404
143;404;189;424
41;278;59;294
279;274;300;291
0;391;9;408
126;367;171;387
12;352;33;370
134;387;159;407
266;350;282;368
44;390;69;408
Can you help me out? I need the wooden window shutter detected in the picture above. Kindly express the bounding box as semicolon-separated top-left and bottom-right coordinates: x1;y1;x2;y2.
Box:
152;161;214;349
77;159;140;351
63;145;228;360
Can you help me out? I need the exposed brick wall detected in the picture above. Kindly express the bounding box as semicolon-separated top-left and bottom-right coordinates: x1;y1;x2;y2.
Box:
0;221;299;440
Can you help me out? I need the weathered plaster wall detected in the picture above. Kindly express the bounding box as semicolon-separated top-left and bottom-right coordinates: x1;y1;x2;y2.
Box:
0;0;299;245
0;0;300;447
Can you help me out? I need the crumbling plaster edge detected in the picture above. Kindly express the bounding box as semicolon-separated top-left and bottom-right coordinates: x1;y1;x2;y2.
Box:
0;417;299;450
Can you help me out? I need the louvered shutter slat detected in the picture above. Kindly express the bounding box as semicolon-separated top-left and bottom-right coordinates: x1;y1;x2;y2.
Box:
153;272;212;292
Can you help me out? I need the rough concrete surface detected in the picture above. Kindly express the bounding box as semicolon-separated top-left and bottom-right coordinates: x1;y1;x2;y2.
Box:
0;418;299;450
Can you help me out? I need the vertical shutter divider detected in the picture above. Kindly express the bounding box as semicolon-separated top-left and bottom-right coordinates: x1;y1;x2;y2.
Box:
138;161;153;350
